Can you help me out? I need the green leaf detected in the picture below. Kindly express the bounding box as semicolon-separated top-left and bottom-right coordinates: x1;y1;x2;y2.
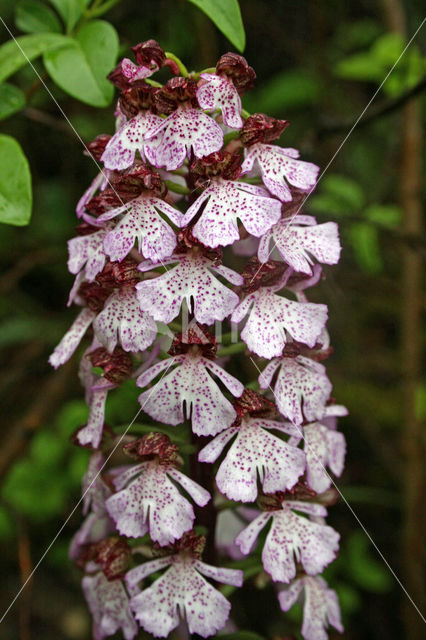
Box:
350;223;382;274
187;0;245;52
0;32;71;84
310;174;365;216
244;69;320;115
0;83;26;120
16;0;62;34
336;52;384;82
43;20;118;106
218;633;265;640
47;0;90;32
365;203;401;228
0;135;32;226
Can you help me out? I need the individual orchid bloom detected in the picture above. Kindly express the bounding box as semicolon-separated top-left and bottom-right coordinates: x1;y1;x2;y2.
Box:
49;307;96;368
182;179;281;248
126;552;243;638
144;107;223;171
101;111;163;171
70;452;115;561
68;226;110;282
77;378;115;449
278;575;343;640
82;570;137;640
231;284;328;359
137;352;244;436
259;355;332;425
105;460;210;545
301;421;346;493
241;144;319;202
198;416;305;501
96;194;183;263
258;215;341;275
196;73;243;129
92;289;157;353
235;500;339;583
136;254;243;325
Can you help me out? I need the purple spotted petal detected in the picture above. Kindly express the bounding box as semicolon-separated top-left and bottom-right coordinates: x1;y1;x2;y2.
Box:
136;254;242;325
82;572;137;640
76;171;109;220
92;290;157;353
145;107;223;171
242;143;319;202
82;452;110;515
101;111;163;171
197;74;243;129
129;556;241;638
259;355;332;425
182;179;281;248
69;510;115;563
259;216;341;274
121;57;156;82
231;288;328;358
199;417;305;502
68;227;109;281
137;354;243;436
235;501;339;583
49;307;96;369
97;196;182;263
279;576;343;640
77;381;111;449
303;422;346;492
105;461;210;545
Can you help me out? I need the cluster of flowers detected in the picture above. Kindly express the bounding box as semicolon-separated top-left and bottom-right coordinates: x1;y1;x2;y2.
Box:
50;40;346;640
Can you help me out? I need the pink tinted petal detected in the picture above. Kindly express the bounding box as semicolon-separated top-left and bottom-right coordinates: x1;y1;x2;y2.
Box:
211;262;245;286
93;290;157;353
278;578;304;611
76;171;107;219
201;358;244;397
138;355;239;436
82;572;137;640
304;423;346;492
167;467;210;506
77;385;109;449
266;219;341;274
145;108;223;171
235;512;272;555
136;356;181;387
299;576;344;640
197;74;243;129
121;58;155;81
68;228;108;281
198;426;238;463
242;144;319;202
100;197;180;263
101;112;163;170
82;451;110;514
258;358;280;388
125;556;173;589
194;560;243;586
262;504;339;582
49;308;96;368
233;288;328;358
136;255;240;325
106;464;199;544
268;355;332;425
69;511;115;561
214;417;305;502
183;180;281;248
112;463;146;491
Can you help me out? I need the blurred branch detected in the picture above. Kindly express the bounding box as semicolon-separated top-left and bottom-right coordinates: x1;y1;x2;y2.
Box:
317;76;426;136
22;108;73;136
0;359;77;482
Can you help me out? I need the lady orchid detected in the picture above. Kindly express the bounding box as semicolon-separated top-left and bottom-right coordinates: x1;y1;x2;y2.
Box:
50;41;346;639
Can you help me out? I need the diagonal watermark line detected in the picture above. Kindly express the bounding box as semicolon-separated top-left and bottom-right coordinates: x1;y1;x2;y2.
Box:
249;355;426;624
0;16;171;272
0;357;177;625
249;16;426;284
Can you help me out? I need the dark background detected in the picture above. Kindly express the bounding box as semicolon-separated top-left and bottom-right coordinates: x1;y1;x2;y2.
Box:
0;1;424;639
